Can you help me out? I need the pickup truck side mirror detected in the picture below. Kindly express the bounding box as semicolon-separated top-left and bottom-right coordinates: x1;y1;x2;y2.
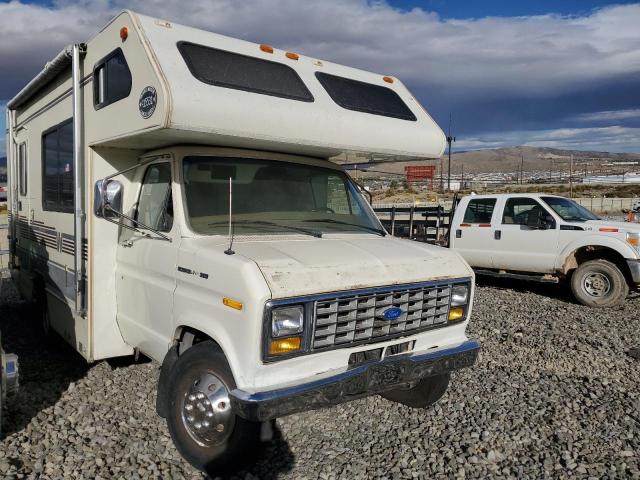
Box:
94;179;123;219
526;209;549;230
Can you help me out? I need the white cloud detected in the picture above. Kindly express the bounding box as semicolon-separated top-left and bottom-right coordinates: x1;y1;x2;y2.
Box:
457;126;640;153
1;1;640;155
572;109;640;122
1;0;639;99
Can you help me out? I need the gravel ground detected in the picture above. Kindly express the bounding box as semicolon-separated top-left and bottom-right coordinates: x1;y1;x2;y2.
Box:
1;275;639;479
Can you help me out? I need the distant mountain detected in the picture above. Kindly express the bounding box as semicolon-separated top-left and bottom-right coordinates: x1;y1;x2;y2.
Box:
355;146;640;177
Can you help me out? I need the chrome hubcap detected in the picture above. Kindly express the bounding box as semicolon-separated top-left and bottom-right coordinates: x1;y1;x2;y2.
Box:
583;272;611;297
181;372;234;447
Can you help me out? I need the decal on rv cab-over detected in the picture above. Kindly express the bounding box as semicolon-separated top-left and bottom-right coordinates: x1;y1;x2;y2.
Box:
139;86;157;119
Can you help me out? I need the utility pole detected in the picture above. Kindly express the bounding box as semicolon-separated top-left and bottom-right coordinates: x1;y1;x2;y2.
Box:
520;152;524;185
461;163;465;190
569;154;573;198
446;113;455;191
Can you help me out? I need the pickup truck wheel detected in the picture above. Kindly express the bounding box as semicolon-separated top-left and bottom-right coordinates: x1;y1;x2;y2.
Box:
380;373;450;408
570;259;629;307
165;341;261;474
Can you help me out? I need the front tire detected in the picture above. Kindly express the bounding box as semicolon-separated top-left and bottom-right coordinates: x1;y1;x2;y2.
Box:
570;259;629;307
381;373;450;408
165;341;261;475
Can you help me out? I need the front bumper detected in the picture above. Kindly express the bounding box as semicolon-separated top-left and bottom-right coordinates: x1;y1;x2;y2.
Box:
627;259;640;284
230;339;480;421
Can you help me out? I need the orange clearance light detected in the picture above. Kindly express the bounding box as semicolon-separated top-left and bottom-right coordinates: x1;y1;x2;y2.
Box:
120;27;129;41
260;44;274;53
269;337;302;355
383;76;394;83
223;297;243;310
285;52;299;60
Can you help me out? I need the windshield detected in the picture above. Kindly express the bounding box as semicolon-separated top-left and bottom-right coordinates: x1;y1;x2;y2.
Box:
542;196;600;222
182;156;384;236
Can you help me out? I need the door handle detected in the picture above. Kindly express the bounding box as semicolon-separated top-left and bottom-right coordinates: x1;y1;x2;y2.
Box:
456;229;462;238
494;230;501;240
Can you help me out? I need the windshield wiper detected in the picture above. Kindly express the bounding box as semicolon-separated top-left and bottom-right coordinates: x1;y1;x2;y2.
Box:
303;218;386;236
208;220;322;238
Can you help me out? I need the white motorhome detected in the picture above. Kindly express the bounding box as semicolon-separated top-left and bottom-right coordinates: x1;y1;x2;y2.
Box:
5;11;479;472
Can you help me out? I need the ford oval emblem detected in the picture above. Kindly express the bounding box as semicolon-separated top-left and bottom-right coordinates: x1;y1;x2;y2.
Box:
383;307;403;321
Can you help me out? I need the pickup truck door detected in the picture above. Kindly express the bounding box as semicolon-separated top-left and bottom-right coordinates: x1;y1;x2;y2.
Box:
492;197;559;272
451;197;498;268
115;161;178;360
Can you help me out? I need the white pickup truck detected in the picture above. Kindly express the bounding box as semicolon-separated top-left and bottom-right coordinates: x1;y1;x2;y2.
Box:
450;193;640;307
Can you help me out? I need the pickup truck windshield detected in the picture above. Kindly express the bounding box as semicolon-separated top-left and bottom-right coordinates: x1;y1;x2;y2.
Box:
542;197;600;222
182;156;384;236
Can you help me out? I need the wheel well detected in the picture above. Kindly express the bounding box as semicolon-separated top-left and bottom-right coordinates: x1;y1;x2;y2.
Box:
174;326;222;356
156;327;225;418
564;246;633;285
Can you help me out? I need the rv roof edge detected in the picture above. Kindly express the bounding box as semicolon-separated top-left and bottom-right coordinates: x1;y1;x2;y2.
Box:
6;44;87;111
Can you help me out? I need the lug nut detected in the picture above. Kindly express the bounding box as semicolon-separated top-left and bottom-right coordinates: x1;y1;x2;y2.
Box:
218;401;226;409
216;424;225;432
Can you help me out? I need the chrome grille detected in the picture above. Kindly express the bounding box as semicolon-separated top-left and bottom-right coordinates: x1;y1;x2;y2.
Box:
312;284;452;350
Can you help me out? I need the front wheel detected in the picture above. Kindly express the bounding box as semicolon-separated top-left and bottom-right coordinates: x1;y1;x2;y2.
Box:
165;341;261;475
570;259;629;307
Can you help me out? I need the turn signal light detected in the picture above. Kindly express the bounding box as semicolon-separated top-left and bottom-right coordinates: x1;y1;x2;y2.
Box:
223;297;243;310
383;76;394;83
120;27;128;41
269;337;301;355
448;307;465;321
260;44;274;53
285;52;299;60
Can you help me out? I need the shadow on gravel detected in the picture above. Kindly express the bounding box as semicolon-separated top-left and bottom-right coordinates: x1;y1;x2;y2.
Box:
207;423;295;480
0;279;89;439
475;273;577;304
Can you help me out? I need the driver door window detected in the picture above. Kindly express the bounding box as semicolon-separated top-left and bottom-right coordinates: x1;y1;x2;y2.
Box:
136;163;173;232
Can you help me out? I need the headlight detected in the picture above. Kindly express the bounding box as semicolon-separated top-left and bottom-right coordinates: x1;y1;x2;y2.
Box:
271;305;304;338
451;284;469;306
627;232;640;250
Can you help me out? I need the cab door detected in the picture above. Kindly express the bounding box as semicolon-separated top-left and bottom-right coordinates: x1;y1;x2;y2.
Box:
451;197;498;268
115;161;179;360
492;197;559;272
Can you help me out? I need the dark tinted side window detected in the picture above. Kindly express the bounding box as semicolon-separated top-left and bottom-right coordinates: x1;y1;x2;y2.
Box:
315;72;417;121
178;42;313;102
93;48;132;109
42;119;74;212
463;198;496;224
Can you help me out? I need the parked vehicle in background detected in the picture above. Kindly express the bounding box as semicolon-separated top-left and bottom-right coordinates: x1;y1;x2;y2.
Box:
450;194;640;307
5;10;479;473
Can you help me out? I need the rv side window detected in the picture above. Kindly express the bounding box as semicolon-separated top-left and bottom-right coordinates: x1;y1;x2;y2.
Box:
93;48;132;110
178;42;314;102
315;72;417;121
42;119;74;213
18;142;27;196
135;163;173;232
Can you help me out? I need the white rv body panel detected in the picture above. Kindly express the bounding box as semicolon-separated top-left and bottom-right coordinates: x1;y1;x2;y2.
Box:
131;12;446;160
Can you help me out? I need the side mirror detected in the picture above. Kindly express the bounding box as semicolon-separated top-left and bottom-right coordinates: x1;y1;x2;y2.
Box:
94;179;123;219
526;209;548;230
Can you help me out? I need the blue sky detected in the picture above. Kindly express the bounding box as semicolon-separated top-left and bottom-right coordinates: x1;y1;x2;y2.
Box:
1;0;640;155
388;0;639;18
